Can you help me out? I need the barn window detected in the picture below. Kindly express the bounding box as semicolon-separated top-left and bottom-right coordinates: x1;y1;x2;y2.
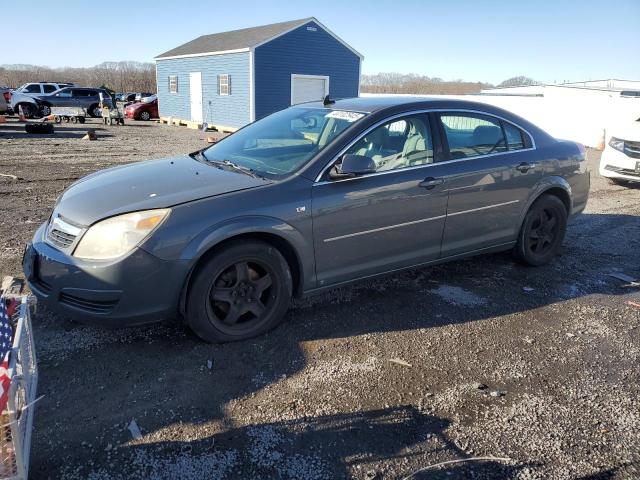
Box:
218;74;230;95
168;75;178;93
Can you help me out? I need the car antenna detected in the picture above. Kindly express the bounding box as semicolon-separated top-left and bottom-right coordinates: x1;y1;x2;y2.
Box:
323;95;335;106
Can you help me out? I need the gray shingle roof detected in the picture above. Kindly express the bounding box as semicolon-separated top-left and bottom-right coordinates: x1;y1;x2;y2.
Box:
155;18;315;59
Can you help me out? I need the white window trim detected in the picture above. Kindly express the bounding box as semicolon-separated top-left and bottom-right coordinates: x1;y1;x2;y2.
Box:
219;74;230;96
168;75;178;94
290;74;330;105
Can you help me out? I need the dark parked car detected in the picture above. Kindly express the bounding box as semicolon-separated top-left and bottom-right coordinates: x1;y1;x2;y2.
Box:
124;95;158;120
23;97;589;343
34;87;114;117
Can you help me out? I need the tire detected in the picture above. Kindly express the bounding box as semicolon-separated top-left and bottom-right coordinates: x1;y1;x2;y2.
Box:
514;194;567;266
71;116;78;124
88;104;101;118
25;123;54;134
17;103;37;118
54;116;62;124
139;111;151;121
607;177;628;186
40;104;51;116
186;240;293;343
78;116;85;124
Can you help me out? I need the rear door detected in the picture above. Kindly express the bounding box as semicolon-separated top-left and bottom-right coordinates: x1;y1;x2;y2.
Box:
312;113;449;287
436;111;540;257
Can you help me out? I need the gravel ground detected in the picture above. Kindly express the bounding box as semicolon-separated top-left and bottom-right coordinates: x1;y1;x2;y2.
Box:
1;117;639;479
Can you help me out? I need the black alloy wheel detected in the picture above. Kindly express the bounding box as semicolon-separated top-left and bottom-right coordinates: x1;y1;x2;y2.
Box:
187;240;292;343
514;194;567;266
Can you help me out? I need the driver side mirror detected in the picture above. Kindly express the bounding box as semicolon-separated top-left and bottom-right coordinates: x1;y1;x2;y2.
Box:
330;154;376;179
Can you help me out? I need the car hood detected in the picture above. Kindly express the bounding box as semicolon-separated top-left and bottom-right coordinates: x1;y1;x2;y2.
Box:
54;154;271;226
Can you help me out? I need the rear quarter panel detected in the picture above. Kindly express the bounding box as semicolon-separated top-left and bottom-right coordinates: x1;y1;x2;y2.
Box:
527;140;589;218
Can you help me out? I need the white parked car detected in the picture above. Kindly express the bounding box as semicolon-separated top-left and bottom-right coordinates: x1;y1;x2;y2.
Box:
9;82;74;117
599;118;640;185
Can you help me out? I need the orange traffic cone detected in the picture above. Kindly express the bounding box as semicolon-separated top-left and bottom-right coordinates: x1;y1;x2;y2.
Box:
17;105;26;122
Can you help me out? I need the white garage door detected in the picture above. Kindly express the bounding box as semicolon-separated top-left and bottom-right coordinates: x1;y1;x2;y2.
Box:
291;74;329;105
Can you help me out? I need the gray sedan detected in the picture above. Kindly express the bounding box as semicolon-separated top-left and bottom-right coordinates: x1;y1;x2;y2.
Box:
23;97;589;342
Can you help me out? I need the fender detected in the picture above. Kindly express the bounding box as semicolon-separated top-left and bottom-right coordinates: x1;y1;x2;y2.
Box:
180;214;314;291
518;175;572;224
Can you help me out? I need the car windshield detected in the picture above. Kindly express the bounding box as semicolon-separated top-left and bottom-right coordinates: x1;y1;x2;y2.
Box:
202;107;366;178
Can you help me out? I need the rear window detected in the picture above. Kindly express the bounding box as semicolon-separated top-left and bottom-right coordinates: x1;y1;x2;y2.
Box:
439;113;507;159
504;122;526;150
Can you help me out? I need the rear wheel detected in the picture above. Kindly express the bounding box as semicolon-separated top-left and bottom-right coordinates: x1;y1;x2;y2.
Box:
514;194;567;266
40;104;51;116
186;241;292;343
89;104;101;118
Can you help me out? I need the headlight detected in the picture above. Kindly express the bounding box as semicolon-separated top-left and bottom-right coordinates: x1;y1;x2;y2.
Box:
608;137;625;152
73;209;170;260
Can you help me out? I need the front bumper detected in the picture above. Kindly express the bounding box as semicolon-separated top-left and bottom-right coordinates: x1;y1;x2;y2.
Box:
599;147;640;181
23;223;189;326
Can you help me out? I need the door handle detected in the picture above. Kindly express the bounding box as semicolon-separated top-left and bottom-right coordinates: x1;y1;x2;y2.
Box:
515;162;536;173
419;177;444;189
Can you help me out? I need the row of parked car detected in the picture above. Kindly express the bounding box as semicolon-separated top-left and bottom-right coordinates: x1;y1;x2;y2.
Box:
0;82;159;121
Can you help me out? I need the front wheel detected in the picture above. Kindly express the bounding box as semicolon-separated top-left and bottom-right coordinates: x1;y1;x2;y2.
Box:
40;104;51;116
186;240;292;343
514;194;567;266
139;110;151;121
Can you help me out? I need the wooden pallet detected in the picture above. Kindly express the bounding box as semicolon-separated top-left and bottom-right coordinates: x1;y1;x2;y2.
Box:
158;117;237;133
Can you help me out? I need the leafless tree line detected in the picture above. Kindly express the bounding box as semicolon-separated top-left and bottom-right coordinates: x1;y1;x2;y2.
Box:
361;73;492;95
361;73;541;95
0;62;156;92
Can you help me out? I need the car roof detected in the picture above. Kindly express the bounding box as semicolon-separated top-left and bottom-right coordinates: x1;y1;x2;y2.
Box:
296;95;556;145
297;95;517;114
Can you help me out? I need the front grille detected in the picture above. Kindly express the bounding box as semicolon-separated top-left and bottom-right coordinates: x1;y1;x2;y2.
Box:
47;228;76;248
59;292;118;314
604;165;640;177
625;140;640;159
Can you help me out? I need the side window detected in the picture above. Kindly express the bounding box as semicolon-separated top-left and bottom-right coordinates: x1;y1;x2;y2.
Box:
344;114;433;172
43;84;57;93
439;113;507;159
218;74;230;95
168;76;178;93
24;84;41;93
57;89;73;97
503;122;526;150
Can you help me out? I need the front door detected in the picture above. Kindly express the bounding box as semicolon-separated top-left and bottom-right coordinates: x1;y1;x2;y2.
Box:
312;113;448;287
189;72;203;123
436;112;541;257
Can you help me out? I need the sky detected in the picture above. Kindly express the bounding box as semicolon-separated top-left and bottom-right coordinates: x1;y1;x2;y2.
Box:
3;0;639;85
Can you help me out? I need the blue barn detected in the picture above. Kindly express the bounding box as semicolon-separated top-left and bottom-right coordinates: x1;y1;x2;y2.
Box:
154;17;362;131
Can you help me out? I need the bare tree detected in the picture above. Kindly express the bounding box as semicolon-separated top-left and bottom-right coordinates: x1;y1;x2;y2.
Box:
360;73;493;95
0;62;156;92
497;76;541;88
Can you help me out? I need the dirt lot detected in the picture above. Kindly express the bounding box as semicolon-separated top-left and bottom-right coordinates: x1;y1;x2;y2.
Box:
1;118;639;479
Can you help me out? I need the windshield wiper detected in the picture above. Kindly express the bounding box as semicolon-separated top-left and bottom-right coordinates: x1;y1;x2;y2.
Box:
205;159;263;178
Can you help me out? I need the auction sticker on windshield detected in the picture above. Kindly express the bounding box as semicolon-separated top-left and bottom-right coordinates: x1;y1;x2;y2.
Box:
325;111;365;122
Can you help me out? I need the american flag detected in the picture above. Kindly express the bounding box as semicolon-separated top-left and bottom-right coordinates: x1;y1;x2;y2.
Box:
0;299;15;413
